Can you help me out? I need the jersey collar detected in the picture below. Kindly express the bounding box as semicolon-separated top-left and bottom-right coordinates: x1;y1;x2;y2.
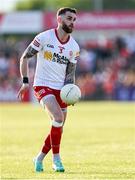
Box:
55;29;70;45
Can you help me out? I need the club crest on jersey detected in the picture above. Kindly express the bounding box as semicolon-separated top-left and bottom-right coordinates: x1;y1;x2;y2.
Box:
58;46;65;54
69;51;73;57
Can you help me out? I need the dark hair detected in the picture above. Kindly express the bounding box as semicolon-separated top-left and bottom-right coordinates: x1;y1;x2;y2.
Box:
57;7;77;16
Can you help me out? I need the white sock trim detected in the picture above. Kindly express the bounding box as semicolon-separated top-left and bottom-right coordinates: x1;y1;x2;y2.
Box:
52;120;63;127
36;152;46;162
53;153;61;162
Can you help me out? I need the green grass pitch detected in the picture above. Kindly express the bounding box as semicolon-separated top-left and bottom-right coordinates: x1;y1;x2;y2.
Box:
1;102;135;180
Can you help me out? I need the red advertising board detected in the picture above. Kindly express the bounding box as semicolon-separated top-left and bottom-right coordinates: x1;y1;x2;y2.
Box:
44;11;135;30
0;11;135;34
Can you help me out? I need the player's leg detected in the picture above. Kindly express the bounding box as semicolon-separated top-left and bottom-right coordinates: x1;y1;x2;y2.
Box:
40;109;67;155
51;110;67;172
34;94;64;172
36;113;53;163
34;108;67;172
41;95;65;171
33;87;67;172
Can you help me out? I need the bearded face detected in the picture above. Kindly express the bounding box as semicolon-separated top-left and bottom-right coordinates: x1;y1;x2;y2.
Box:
62;22;73;33
58;11;76;34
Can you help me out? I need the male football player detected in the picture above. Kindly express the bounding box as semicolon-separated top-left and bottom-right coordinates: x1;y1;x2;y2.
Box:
18;7;80;172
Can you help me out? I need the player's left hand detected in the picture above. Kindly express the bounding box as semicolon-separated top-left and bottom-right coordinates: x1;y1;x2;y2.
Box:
17;83;29;100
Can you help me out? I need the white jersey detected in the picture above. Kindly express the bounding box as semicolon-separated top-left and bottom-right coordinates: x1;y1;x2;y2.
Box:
30;29;80;90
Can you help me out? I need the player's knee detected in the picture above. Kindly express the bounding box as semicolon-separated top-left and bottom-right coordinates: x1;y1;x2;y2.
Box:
53;111;64;123
52;110;64;127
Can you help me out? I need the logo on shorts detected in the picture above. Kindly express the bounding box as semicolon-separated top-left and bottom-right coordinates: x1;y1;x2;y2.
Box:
37;89;46;98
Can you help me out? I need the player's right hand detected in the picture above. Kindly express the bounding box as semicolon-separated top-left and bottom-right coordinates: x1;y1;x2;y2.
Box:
17;84;29;100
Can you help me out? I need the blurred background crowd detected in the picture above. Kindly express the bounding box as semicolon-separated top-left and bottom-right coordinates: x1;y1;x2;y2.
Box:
77;33;135;101
0;33;135;102
0;0;135;102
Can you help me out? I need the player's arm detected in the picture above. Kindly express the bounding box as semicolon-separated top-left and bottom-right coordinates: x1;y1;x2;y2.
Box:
18;46;38;99
20;45;38;79
64;62;76;85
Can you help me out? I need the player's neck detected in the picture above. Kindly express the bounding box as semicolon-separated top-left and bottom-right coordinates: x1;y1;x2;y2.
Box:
56;28;70;43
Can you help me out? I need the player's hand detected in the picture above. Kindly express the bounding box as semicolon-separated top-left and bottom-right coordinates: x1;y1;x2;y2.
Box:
17;83;29;100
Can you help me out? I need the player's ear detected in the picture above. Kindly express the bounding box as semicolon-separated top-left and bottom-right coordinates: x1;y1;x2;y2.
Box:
57;15;62;24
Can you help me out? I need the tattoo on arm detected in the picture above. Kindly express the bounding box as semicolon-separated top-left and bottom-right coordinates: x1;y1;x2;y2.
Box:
22;46;38;59
64;62;76;84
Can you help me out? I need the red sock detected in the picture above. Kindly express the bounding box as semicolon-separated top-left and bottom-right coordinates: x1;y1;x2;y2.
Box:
50;126;62;154
41;134;51;154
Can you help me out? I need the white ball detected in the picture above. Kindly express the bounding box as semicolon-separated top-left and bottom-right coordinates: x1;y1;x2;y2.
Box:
60;84;81;105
